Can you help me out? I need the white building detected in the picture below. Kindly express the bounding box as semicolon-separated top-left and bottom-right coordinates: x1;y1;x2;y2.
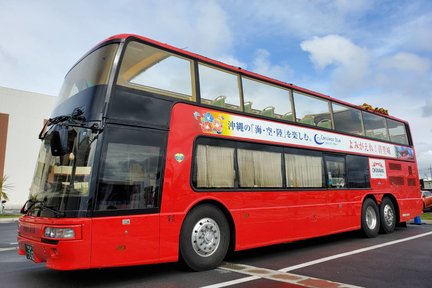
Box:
0;86;56;209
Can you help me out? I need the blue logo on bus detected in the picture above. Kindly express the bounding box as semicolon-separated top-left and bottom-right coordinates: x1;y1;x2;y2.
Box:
314;134;324;145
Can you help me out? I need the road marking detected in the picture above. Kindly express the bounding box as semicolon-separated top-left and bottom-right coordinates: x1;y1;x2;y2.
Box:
216;263;362;288
279;231;432;272
202;231;432;288
10;242;18;245
0;247;17;252
205;275;260;288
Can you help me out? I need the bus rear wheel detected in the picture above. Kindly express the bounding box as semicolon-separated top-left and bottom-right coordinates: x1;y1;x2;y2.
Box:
361;198;380;238
180;204;230;271
380;197;396;234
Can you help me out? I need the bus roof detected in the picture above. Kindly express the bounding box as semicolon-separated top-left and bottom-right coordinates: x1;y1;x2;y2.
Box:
100;33;408;124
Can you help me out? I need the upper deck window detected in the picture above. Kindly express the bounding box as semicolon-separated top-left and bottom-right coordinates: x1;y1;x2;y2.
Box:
118;41;195;100
362;111;390;141
332;103;364;136
293;92;333;129
386;119;409;145
199;64;241;111
242;77;294;121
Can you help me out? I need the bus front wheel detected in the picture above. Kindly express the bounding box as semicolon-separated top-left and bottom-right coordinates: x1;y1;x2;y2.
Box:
180;204;230;271
361;198;380;238
380;197;396;234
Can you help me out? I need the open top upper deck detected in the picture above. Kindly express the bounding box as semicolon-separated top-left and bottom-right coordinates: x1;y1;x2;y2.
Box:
66;34;412;149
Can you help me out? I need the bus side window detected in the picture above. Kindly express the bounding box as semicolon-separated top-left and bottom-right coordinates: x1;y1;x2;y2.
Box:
346;155;370;188
237;148;283;188
386;118;409;145
332;103;364;136
242;77;293;120
362;111;390;141
285;152;323;188
198;64;241;111
293;92;333;129
325;155;346;189
195;145;235;188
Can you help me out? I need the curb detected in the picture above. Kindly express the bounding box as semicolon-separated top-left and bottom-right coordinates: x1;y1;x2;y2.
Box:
0;217;20;223
408;219;431;225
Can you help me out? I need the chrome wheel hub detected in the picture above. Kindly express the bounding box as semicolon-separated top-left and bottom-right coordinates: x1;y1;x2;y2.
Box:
366;206;377;230
383;204;394;227
191;218;220;257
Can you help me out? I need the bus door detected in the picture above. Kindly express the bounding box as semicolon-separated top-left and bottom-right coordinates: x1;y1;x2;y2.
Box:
90;125;166;267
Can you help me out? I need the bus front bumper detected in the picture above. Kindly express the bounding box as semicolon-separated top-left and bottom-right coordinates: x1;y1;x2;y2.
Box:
17;218;92;270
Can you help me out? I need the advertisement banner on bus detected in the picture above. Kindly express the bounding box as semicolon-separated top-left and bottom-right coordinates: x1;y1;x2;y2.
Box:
193;110;414;161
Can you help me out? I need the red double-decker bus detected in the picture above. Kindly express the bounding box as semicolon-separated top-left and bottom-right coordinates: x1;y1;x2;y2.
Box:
17;34;422;271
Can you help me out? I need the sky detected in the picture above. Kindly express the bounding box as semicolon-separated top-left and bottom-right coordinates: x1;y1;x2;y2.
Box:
1;0;432;177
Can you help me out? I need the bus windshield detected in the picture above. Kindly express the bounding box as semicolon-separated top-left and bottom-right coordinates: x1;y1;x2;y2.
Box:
58;43;118;103
27;127;98;217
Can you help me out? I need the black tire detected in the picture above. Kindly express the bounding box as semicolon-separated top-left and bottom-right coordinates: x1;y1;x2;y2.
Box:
361;198;380;238
380;197;396;234
179;204;230;271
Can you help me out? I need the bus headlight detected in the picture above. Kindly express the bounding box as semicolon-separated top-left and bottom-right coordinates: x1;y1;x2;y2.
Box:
44;227;75;239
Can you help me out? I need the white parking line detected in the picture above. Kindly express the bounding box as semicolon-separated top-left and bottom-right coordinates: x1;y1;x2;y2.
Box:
279;231;432;272
0;247;17;252
202;231;432;288
204;275;260;288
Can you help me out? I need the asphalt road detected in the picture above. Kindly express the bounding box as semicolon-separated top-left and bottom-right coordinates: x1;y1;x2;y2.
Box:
1;221;432;288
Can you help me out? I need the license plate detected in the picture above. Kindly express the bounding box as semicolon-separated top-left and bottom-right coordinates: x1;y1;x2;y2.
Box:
24;244;35;262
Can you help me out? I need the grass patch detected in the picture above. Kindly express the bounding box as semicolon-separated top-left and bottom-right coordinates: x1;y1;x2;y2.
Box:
0;214;21;218
421;212;432;220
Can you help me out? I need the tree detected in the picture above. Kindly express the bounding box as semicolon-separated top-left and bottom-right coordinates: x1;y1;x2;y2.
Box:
0;175;12;202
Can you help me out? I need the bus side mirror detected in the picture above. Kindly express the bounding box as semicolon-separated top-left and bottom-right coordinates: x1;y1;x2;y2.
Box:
50;125;71;156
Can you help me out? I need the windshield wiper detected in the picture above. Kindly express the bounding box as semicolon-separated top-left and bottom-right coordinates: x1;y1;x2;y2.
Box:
20;199;65;218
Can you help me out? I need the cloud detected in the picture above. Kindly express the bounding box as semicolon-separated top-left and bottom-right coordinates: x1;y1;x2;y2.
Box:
193;1;233;57
238;0;374;39
378;52;431;73
251;49;293;82
217;48;294;86
300;34;369;95
0;0;235;95
375;52;432;98
423;100;432;117
394;12;432;52
334;0;374;14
